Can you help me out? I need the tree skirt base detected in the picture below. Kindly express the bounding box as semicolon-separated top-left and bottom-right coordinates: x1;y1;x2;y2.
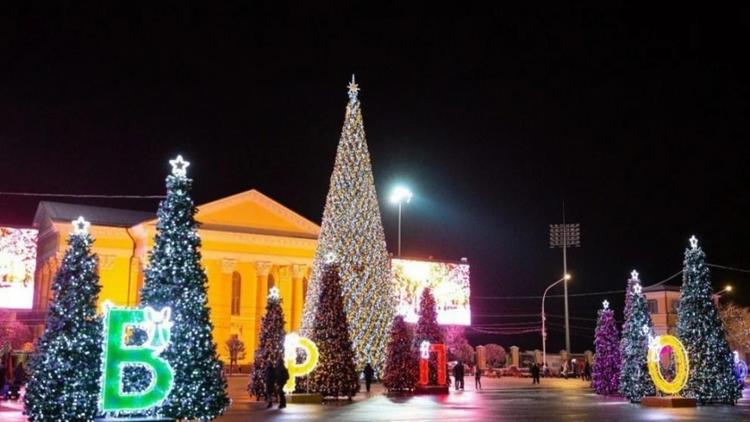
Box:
641;396;697;408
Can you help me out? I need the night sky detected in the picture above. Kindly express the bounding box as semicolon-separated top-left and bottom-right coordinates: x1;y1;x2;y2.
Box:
2;3;749;352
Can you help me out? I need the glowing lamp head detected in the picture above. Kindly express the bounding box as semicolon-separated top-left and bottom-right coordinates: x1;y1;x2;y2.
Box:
725;285;733;292
563;273;572;281
390;186;413;204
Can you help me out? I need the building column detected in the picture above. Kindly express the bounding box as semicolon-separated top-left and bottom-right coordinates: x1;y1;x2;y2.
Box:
278;266;293;332
291;264;307;332
255;261;272;346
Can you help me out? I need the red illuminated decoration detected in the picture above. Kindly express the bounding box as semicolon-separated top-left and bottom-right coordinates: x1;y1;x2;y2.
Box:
418;342;447;387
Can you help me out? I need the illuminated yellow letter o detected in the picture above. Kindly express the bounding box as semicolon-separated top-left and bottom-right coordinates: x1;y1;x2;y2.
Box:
647;335;689;395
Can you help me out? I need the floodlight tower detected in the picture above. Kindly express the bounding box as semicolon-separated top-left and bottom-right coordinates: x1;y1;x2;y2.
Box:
390;186;413;257
549;203;580;353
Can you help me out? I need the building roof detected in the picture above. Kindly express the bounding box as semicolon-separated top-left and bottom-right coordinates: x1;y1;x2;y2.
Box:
642;282;682;293
33;201;154;228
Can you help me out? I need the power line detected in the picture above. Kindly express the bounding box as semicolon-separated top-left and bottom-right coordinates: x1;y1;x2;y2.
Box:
707;263;750;274
0;191;165;199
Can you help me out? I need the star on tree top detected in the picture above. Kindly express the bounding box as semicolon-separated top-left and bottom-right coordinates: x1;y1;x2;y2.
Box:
347;74;360;100
169;155;190;177
633;283;642;295
268;286;280;301
602;300;610;310
630;269;639;281
71;216;90;236
689;235;698;249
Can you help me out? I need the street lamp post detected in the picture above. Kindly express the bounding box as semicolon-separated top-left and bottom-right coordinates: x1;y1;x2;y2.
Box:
390;186;413;257
542;274;571;368
712;285;733;303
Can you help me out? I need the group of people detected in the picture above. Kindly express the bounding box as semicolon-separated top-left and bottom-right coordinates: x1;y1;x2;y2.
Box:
0;357;26;401
560;359;591;380
449;361;482;391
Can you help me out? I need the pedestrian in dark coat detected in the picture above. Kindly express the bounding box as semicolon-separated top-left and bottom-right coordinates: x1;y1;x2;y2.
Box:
453;361;465;390
264;361;276;408
363;363;375;393
474;366;482;390
531;363;540;384
276;360;289;409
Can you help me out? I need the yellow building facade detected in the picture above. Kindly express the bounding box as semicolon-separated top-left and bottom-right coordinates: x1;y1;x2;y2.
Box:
32;189;319;365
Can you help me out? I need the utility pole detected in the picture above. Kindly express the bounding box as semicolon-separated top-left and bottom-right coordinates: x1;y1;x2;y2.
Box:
549;203;580;353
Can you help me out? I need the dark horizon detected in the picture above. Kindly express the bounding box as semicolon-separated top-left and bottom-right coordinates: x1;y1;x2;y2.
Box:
2;3;749;352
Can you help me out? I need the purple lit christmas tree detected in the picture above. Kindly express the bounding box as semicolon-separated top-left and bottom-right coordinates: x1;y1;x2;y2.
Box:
592;300;621;395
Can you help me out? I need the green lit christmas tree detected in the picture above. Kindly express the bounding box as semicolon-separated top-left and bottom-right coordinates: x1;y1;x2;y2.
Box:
248;287;286;399
308;263;359;399
24;217;103;421
618;270;655;403
383;315;419;392
677;236;741;404
301;76;394;372
139;156;229;419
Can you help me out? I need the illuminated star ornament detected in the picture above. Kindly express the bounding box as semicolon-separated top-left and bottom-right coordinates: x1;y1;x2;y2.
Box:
347;74;360;100
324;252;337;264
630;269;639;281
71;216;90;236
602;300;610;310
268;286;281;301
169;155;190;177
689;235;698;249
633;283;642;295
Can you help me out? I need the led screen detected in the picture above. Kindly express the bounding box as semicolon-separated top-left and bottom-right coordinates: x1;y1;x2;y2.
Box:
392;258;471;325
0;227;38;309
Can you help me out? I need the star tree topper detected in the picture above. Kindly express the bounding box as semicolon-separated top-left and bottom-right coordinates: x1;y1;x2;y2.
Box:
268;286;280;301
689;235;698;249
347;74;360;101
169;155;190;178
630;269;639;281
633;283;642;295
71;216;90;236
602;300;609;310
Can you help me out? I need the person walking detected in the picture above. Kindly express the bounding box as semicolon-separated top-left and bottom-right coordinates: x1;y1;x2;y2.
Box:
474;366;482;390
276;359;289;409
453;361;465;390
531;363;540;384
264;360;277;409
561;360;568;380
446;363;452;388
583;361;592;381
363;363;375;393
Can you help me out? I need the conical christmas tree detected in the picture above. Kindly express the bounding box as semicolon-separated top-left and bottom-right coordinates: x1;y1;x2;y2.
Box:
592;300;621;395
413;288;444;385
24;217;103;422
677;236;741;404
139;156;229;419
618;270;655;402
308;263;359;399
249;287;286;399
382;315;419;392
301;76;394;371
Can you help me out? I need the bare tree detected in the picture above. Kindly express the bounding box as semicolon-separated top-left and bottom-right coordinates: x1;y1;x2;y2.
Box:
720;303;750;354
225;337;246;375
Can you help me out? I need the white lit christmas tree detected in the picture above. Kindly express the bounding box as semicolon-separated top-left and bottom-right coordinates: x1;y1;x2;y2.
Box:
301;77;394;371
139;156;229;419
618;270;655;402
677;236;742;404
24;217;103;421
248;287;286;399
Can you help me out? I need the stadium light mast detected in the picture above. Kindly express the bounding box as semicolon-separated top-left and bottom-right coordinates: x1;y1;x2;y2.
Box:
390;186;413;257
549;203;580;353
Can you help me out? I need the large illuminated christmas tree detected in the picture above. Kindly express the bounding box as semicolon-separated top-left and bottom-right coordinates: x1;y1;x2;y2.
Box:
248;287;286;399
383;315;419;392
677;236;741;404
308;263;359;399
139;156;229;419
414;288;444;385
25;217;102;422
301;77;394;371
618;270;655;403
592;300;620;395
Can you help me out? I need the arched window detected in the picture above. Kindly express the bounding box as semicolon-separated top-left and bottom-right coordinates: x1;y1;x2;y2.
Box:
231;271;241;316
